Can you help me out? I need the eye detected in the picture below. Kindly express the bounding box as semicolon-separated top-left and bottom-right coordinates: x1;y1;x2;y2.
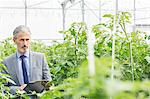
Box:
20;39;24;41
26;39;30;41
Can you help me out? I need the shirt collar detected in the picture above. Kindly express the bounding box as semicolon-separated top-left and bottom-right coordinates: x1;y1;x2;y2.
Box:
17;51;29;59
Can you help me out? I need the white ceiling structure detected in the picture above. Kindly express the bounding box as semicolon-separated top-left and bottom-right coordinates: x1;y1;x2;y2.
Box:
0;0;150;40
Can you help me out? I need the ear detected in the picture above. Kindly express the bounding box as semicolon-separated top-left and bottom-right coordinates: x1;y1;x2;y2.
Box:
13;37;16;44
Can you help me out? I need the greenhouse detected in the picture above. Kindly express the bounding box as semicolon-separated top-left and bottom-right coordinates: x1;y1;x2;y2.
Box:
0;0;150;98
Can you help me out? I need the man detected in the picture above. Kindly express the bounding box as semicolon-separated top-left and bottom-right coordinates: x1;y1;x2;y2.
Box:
2;25;51;94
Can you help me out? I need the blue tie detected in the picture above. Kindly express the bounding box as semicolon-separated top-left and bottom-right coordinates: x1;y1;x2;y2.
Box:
20;55;29;84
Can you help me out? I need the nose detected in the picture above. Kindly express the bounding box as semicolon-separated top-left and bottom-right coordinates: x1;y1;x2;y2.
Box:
24;40;28;46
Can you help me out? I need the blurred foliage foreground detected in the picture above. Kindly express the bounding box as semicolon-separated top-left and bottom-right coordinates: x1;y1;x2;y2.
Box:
1;12;150;98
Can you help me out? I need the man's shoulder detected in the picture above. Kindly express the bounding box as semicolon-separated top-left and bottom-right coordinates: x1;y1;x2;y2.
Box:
3;53;16;62
30;51;45;62
30;51;44;57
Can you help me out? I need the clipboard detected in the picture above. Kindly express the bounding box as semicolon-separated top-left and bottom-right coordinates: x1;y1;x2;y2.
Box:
24;80;51;93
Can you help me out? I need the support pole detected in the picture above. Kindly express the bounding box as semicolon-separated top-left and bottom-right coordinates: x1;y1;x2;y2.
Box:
61;0;75;31
99;0;101;23
81;0;85;22
61;4;66;31
25;0;27;26
87;27;95;76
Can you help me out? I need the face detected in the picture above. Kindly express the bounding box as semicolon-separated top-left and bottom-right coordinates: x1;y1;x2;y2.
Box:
13;31;31;54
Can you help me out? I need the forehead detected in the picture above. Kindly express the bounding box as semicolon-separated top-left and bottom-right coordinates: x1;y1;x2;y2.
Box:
17;31;30;38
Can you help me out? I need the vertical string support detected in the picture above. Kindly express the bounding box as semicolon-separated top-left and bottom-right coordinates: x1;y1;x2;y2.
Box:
111;0;118;81
110;1;118;99
130;0;136;81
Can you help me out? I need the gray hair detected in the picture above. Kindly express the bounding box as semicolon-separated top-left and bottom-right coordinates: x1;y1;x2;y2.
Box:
13;25;31;38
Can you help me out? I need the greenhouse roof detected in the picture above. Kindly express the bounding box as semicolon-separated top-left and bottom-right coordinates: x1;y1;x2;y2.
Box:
0;0;150;40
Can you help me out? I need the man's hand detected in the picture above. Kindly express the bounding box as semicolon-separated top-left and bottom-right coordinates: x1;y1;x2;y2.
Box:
19;84;27;91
